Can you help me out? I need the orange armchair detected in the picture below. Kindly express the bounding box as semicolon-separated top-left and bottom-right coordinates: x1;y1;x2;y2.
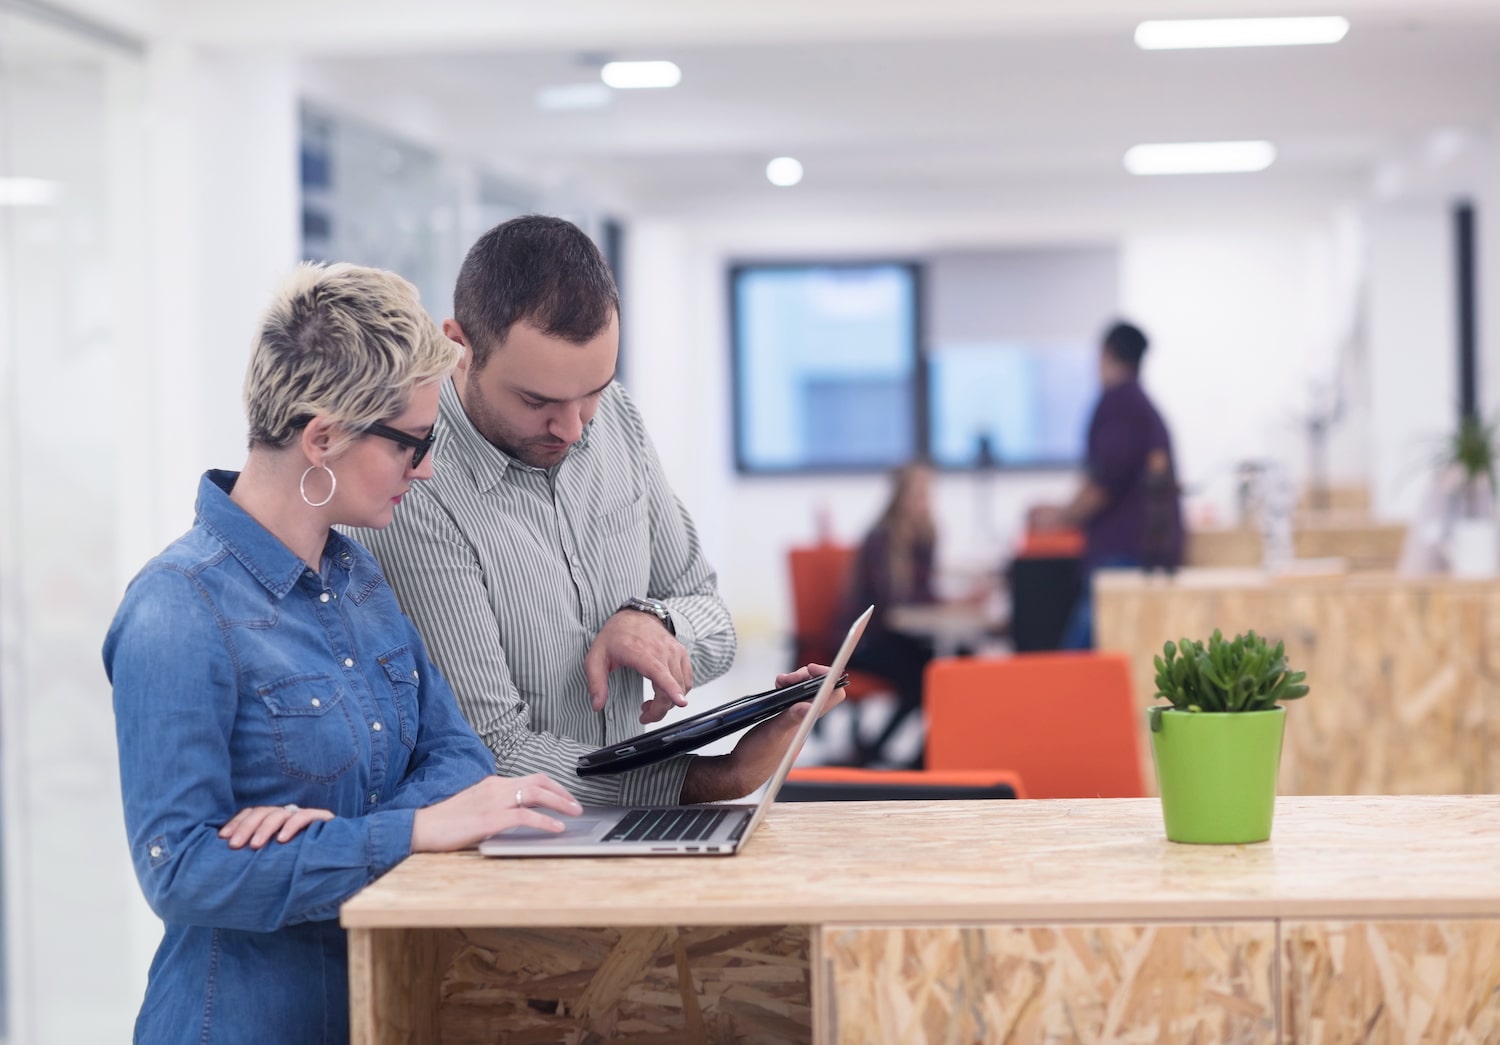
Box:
923;652;1145;798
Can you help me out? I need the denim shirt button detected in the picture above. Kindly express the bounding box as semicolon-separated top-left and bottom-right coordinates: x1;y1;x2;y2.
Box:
412;669;419;680
149;845;162;859
368;792;378;804
343;658;354;668
371;721;382;732
310;697;321;708
319;592;330;603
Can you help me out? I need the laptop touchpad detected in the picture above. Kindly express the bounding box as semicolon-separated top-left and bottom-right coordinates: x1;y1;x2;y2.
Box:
497;813;614;841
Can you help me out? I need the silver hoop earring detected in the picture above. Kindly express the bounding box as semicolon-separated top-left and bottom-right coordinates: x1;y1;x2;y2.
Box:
299;464;337;508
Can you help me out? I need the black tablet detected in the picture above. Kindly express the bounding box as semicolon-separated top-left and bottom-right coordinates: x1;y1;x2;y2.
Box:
575;672;849;777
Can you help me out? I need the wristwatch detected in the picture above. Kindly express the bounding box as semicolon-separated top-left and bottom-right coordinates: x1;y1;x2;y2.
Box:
619;596;675;636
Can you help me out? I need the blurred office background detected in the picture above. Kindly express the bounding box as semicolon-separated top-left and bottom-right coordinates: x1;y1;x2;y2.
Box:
3;0;1500;1039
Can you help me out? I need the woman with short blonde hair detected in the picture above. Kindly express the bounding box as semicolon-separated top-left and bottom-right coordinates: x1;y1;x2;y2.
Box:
104;262;580;1045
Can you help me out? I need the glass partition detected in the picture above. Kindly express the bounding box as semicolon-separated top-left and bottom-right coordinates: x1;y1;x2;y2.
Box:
0;8;147;1040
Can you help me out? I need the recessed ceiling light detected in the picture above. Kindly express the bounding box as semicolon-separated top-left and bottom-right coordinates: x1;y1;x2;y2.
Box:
766;157;804;187
600;61;681;89
536;83;613;111
0;177;60;206
1135;17;1349;50
1124;141;1277;175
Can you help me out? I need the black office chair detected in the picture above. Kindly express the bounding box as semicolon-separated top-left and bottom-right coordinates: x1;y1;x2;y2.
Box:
1007;555;1082;652
775;768;1024;802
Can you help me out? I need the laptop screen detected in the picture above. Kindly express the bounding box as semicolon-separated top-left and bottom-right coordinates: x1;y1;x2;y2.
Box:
735;605;872;843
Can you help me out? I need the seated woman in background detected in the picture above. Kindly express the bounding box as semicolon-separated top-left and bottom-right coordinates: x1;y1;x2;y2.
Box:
102;263;582;1045
834;461;940;766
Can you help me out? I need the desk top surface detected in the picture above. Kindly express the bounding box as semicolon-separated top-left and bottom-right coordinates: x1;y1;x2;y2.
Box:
341;795;1500;929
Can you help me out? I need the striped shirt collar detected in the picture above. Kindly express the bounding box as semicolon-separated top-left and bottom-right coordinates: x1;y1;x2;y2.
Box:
437;376;593;492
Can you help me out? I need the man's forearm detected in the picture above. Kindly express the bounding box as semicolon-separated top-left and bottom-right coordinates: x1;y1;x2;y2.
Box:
680;754;750;804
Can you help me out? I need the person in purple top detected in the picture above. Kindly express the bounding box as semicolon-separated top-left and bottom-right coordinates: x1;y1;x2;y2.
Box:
1032;321;1182;648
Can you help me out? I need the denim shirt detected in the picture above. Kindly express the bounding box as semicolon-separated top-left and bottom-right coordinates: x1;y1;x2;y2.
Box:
103;470;494;1045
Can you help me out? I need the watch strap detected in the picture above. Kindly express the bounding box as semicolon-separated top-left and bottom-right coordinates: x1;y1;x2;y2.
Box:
619;596;675;635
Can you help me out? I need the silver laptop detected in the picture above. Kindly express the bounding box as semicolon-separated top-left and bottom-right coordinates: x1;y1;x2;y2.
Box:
478;605;872;858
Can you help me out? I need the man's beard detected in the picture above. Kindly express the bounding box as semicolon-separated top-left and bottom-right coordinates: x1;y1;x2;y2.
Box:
466;373;571;468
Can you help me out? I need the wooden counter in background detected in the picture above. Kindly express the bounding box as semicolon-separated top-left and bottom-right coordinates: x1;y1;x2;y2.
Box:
342;796;1500;1043
1186;520;1407;572
1095;568;1500;796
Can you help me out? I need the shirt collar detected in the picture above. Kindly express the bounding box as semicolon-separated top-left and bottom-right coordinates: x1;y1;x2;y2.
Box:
195;470;331;599
437;377;594;493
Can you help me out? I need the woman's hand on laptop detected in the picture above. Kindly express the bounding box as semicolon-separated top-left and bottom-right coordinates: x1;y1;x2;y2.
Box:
410;773;583;853
681;666;847;803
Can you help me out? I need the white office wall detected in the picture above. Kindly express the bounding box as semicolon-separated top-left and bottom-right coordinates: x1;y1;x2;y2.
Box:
1478;136;1500;426
138;44;301;541
0;20;149;1044
1366;205;1460;520
0;32;299;1042
1120;221;1358;523
622;209;1357;636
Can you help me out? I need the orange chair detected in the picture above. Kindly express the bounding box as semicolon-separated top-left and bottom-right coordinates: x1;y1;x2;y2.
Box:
923;652;1145;798
1018;528;1085;558
779;766;1026;801
786;544;889;702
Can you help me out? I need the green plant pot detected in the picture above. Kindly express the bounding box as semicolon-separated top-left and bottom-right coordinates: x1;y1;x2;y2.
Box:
1149;707;1285;844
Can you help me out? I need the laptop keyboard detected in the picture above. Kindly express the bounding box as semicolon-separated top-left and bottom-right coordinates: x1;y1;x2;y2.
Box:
603;808;729;844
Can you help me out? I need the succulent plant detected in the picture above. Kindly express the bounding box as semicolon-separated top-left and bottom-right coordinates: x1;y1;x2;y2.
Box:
1149;629;1308;732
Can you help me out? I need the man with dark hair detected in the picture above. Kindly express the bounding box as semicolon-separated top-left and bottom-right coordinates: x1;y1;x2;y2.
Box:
1032;319;1182;648
355;215;801;806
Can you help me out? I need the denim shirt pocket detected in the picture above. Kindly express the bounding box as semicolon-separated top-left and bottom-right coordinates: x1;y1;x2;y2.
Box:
376;646;420;751
256;673;360;783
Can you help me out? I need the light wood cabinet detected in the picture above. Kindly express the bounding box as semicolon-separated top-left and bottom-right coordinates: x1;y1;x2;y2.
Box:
343;797;1500;1043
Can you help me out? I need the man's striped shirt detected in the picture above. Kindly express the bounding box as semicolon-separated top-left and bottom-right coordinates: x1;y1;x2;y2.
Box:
350;378;736;806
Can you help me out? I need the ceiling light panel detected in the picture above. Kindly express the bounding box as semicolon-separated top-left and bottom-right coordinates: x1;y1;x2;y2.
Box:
1124;141;1277;175
1135;17;1349;50
600;61;681;89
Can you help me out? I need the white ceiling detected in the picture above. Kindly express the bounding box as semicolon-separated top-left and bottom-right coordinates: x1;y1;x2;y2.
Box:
48;0;1500;218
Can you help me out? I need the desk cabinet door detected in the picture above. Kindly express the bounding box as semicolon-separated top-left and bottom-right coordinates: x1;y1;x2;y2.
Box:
822;922;1276;1045
1281;919;1500;1044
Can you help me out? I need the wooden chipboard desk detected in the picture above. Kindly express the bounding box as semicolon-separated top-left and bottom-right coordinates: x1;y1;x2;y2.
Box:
341;795;1500;1044
1096;567;1500;797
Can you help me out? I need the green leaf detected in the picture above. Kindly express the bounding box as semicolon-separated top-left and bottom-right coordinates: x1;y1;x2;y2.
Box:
1151;629;1308;714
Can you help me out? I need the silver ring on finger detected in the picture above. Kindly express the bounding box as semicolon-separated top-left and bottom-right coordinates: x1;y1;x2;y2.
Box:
515;788;524;808
283;803;299;812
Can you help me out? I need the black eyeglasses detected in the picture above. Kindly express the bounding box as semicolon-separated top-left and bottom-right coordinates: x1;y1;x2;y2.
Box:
364;422;436;469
